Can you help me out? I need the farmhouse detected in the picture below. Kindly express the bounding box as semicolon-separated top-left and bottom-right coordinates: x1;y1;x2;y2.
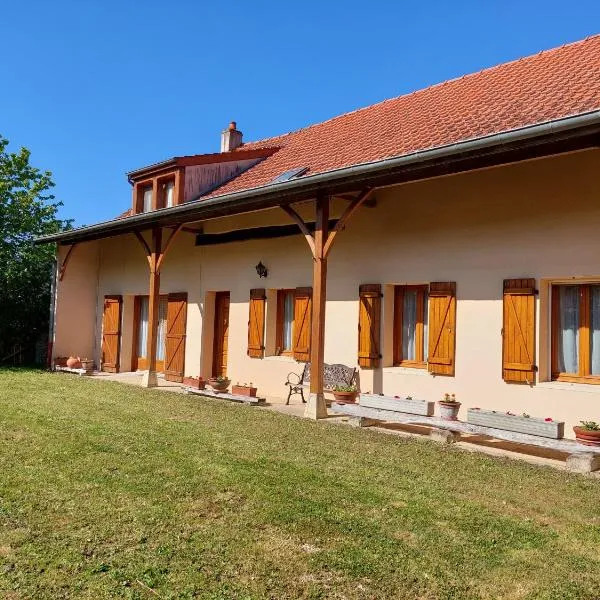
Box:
38;35;600;434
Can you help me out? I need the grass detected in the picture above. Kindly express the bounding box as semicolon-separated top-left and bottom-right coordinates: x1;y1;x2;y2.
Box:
1;370;600;599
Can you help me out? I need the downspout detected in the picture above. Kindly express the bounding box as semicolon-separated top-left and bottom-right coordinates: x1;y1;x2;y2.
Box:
47;253;58;369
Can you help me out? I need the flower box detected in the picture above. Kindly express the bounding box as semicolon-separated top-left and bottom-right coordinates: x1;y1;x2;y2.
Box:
359;393;434;416
467;408;564;439
232;384;257;397
80;359;94;372
183;376;206;390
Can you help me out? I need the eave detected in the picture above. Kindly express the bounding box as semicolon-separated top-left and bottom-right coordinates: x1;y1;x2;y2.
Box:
36;110;600;246
126;147;279;183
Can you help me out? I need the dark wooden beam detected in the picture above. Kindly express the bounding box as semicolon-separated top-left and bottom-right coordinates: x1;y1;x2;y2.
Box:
58;244;77;281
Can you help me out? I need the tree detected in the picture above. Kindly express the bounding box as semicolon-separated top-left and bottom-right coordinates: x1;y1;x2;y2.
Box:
0;135;71;364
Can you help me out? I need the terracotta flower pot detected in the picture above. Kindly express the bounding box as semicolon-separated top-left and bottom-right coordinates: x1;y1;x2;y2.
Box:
232;385;257;397
183;376;206;390
66;356;82;369
208;378;230;393
573;426;600;447
438;401;461;421
333;391;358;404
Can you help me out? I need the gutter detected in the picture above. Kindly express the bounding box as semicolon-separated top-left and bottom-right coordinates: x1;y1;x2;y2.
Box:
36;110;600;245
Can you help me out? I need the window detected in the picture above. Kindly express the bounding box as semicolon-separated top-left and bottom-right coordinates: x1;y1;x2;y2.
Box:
142;185;153;212
158;179;175;209
552;283;600;383
394;285;428;367
276;290;295;355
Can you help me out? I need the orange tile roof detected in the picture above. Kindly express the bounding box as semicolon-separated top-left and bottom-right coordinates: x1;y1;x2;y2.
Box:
204;35;600;198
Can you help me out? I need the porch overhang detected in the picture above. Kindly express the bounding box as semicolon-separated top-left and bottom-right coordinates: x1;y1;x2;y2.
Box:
35;110;600;246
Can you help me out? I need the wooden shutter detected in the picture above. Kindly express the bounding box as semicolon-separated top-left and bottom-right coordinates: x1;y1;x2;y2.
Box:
165;293;187;382
101;295;122;373
247;288;266;358
428;282;456;376
293;287;312;362
358;284;382;369
503;279;536;383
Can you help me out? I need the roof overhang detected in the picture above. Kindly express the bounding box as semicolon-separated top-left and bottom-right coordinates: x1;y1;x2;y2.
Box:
37;110;600;246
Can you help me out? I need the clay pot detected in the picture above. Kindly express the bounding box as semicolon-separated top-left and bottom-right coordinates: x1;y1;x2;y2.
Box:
183;376;206;390
573;426;600;447
208;378;230;393
333;391;358;404
66;356;82;369
438;401;461;421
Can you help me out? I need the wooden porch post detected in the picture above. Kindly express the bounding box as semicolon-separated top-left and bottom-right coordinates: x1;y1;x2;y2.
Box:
142;227;162;388
279;188;373;419
305;193;329;419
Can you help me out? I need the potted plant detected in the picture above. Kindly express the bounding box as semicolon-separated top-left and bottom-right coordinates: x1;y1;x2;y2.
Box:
208;376;230;393
80;358;94;372
66;356;82;369
183;376;206;390
438;393;461;421
332;384;358;404
232;382;257;397
573;421;600;447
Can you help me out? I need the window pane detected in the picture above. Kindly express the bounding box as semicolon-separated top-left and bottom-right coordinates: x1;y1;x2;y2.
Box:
165;181;174;208
558;286;579;374
143;186;153;212
137;297;149;358
282;292;294;351
590;286;600;375
423;294;429;361
402;290;417;361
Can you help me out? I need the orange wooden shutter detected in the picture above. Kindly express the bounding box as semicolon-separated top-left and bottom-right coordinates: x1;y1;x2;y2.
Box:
358;284;382;369
502;279;536;383
247;288;266;358
293;287;312;362
165;293;187;382
101;295;122;373
427;282;456;376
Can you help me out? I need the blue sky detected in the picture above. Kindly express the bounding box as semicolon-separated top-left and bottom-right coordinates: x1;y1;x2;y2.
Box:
2;1;599;226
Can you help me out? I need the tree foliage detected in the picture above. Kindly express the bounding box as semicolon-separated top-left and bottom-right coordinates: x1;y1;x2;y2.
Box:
0;135;71;362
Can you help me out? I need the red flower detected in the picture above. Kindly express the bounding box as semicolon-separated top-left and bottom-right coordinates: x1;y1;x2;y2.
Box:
544;417;553;422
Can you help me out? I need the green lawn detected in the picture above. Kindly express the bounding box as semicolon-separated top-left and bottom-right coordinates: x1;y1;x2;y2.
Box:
1;370;599;599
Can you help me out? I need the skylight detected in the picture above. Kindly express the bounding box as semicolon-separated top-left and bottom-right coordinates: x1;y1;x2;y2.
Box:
271;167;308;184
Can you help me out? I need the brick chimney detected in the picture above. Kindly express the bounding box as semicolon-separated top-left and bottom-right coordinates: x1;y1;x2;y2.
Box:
220;121;243;152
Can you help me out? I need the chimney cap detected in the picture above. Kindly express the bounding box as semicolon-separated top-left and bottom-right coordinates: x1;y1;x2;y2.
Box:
228;121;237;131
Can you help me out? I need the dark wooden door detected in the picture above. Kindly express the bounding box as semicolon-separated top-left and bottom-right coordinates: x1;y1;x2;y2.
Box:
213;292;230;377
101;295;122;372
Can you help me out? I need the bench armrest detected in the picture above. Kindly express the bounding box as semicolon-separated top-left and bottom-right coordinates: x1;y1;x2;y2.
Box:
285;371;302;385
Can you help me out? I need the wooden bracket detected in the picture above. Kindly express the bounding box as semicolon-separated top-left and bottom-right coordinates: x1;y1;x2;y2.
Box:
323;188;373;258
133;231;153;269
279;204;316;257
156;224;183;272
58;244;77;281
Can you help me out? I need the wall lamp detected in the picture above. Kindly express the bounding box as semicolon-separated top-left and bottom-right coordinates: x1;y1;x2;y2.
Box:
255;261;268;278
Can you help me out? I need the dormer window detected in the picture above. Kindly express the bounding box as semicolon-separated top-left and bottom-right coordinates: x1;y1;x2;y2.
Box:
133;172;181;214
158;179;175;209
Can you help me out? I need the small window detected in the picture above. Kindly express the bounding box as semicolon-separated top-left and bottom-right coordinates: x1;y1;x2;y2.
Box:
142;185;153;212
552;283;600;382
394;285;428;367
158;180;175;209
276;290;295;355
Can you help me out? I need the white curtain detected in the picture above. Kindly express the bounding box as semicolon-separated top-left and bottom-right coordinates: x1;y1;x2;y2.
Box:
143;186;153;212
402;290;417;360
165;181;174;208
423;295;429;361
157;299;167;361
137;297;149;357
137;297;167;361
558;286;579;374
591;286;600;375
283;293;294;351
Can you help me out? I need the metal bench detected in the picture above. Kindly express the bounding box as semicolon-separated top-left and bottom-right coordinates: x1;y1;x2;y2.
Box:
284;362;357;405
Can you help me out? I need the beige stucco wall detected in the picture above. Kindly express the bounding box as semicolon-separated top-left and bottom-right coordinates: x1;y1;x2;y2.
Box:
53;149;600;436
53;241;100;360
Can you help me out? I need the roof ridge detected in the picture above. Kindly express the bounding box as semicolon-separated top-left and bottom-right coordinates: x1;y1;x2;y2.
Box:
242;33;600;147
